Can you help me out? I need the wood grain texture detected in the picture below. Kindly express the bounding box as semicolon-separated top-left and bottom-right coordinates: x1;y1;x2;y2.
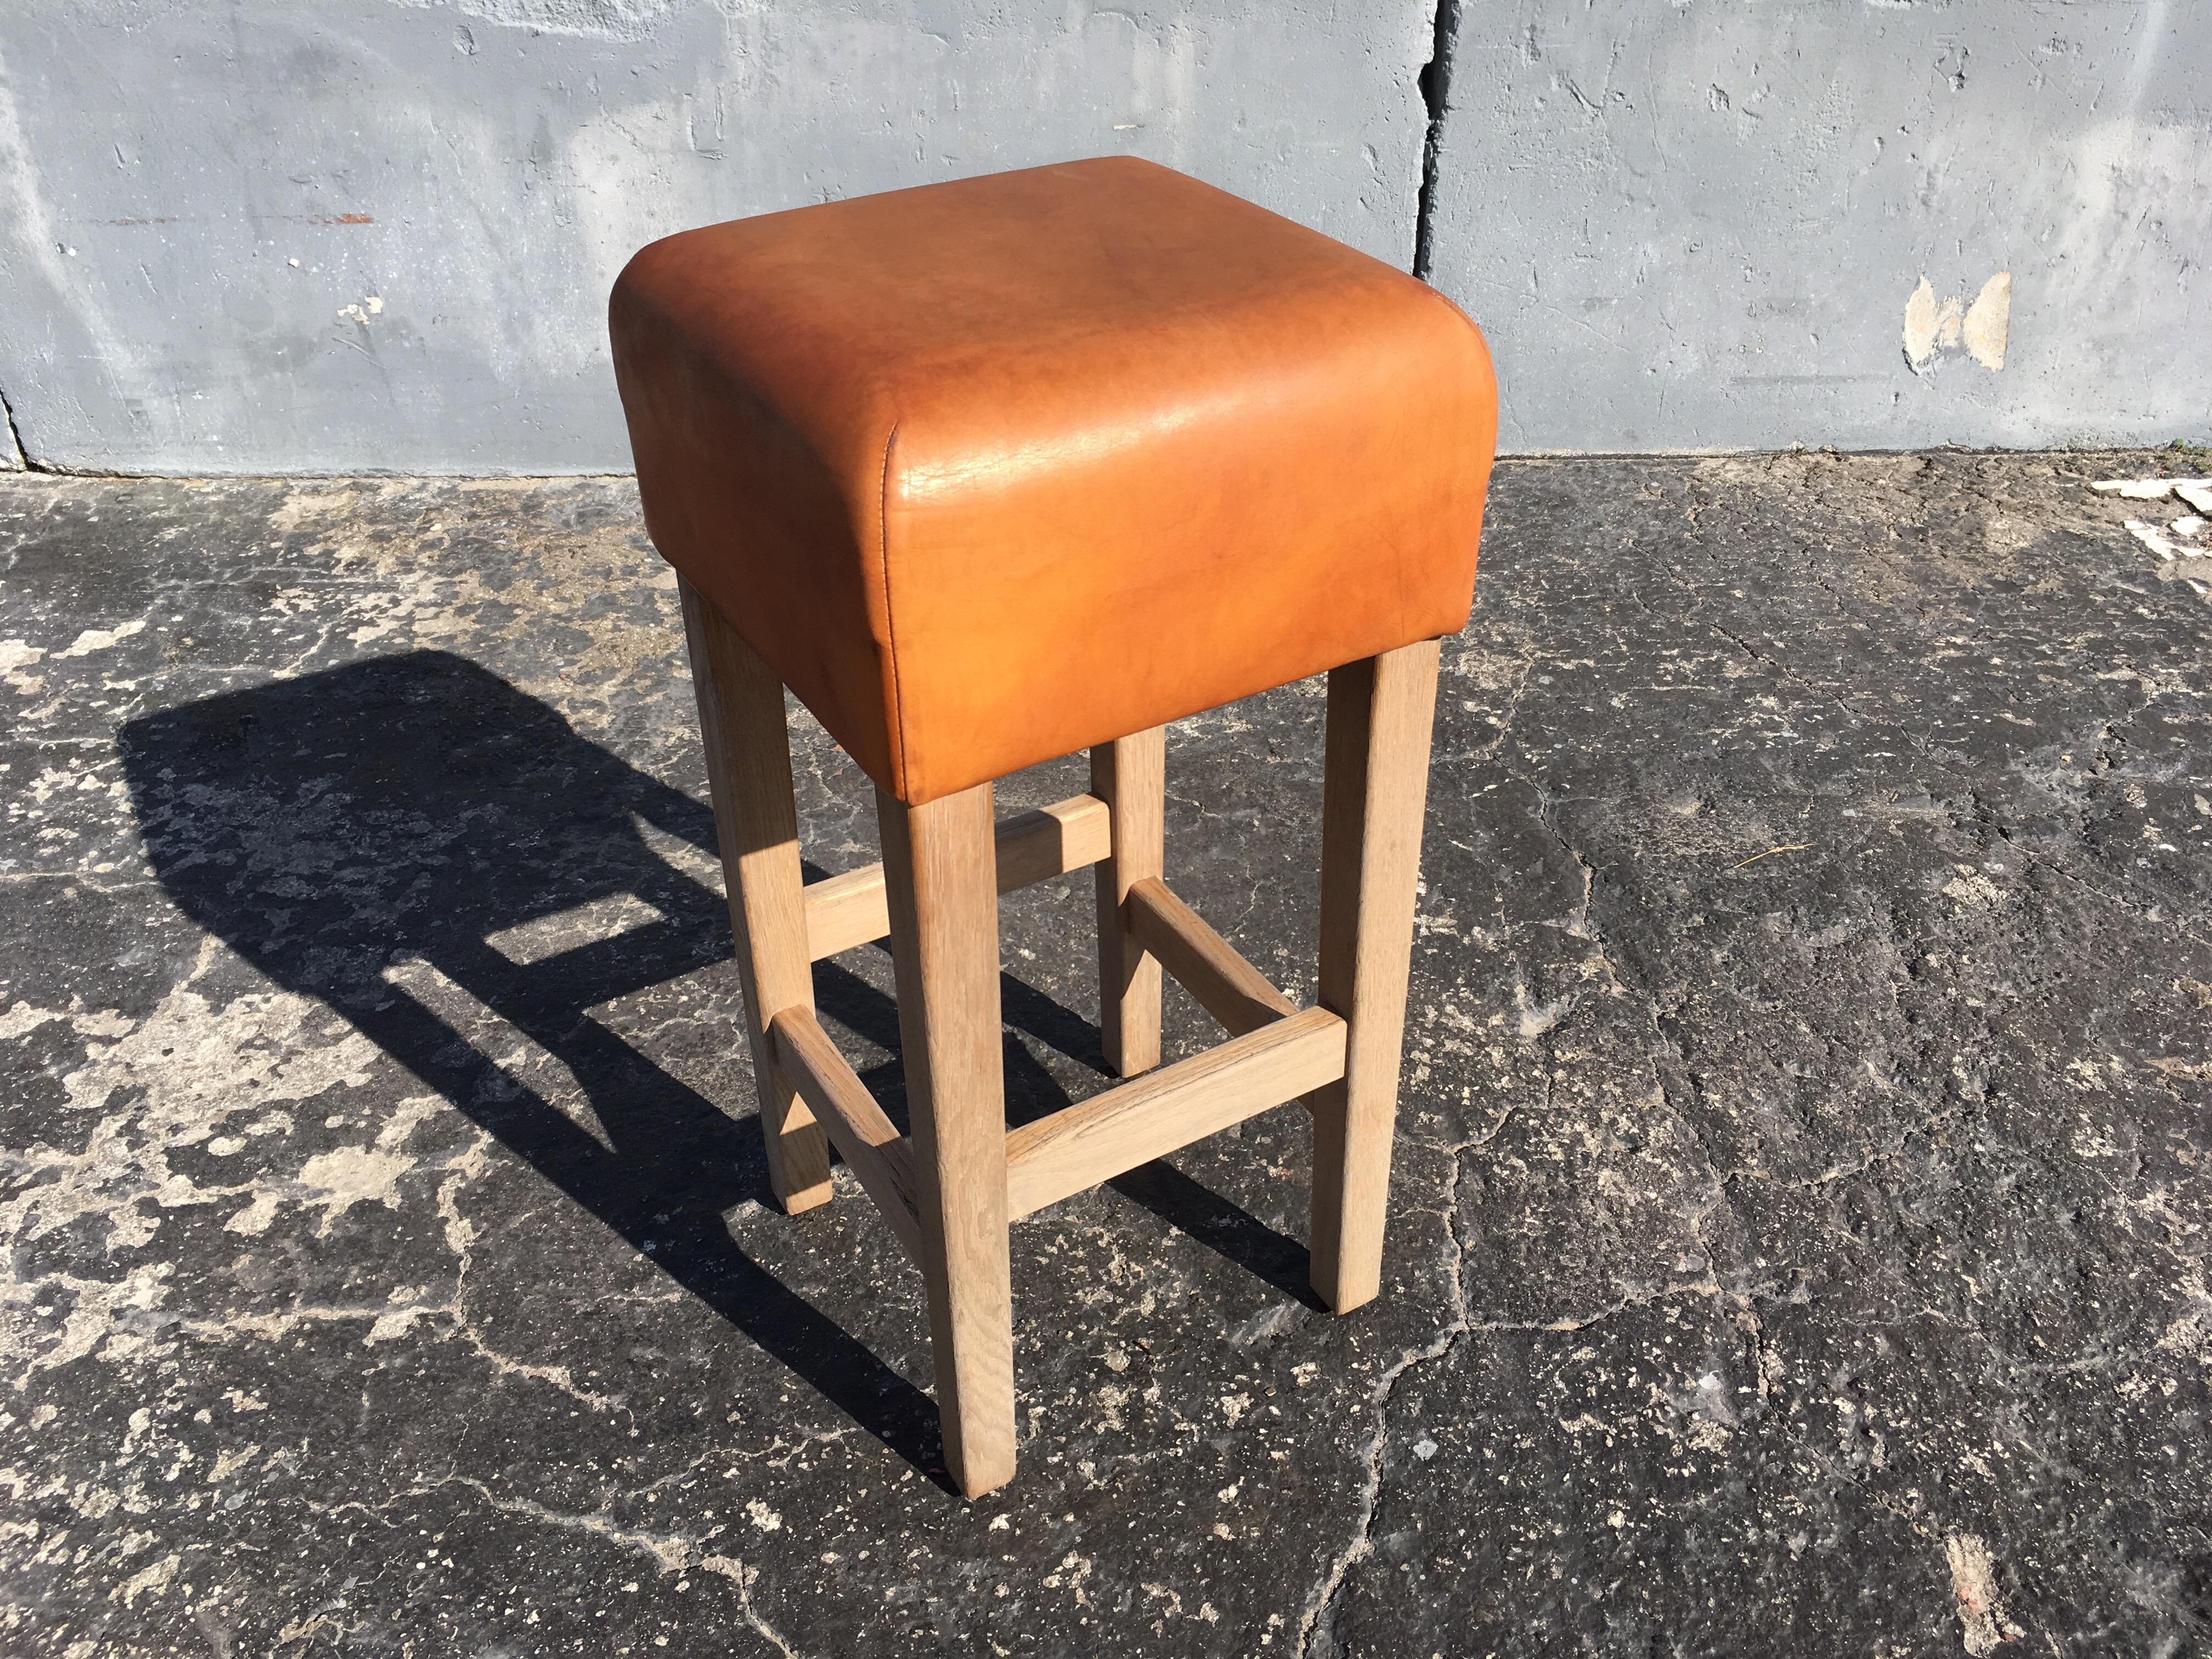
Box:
1092;727;1166;1076
1126;875;1297;1039
1005;1007;1347;1219
1307;638;1441;1312
768;1009;921;1262
803;793;1110;961
879;781;1016;1498
679;578;833;1212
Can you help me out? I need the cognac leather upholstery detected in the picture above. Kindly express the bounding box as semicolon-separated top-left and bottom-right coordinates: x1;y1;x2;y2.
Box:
611;156;1498;805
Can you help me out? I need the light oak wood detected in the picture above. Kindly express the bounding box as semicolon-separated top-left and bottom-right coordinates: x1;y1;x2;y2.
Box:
1307;638;1441;1312
1126;875;1298;1040
879;781;1016;1498
684;577;1442;1483
768;1009;922;1262
803;793;1110;961
995;793;1113;892
1092;727;1166;1076
679;579;833;1213
1005;1007;1347;1219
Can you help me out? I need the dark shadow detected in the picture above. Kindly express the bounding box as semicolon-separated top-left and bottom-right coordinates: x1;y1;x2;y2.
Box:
1108;1164;1324;1311
121;650;1316;1480
121;651;949;1478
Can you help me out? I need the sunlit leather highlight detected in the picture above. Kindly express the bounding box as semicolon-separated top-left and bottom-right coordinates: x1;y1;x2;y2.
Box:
610;155;1499;805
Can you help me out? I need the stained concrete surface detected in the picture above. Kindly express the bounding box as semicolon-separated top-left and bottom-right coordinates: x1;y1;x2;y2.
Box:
1;454;2209;1656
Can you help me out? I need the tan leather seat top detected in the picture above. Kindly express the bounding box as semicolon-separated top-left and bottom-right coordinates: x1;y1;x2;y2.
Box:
611;155;1498;804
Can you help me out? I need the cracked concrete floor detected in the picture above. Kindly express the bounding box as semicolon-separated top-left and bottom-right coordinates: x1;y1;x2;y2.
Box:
2;453;2209;1657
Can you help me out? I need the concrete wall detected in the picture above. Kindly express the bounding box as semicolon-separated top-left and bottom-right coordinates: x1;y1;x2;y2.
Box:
0;2;2205;471
1425;1;2210;452
0;1;1432;473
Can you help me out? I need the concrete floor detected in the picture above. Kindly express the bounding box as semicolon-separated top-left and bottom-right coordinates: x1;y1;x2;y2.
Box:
1;454;2208;1657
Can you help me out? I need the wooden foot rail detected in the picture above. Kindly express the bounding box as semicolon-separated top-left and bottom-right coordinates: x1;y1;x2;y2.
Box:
802;793;1112;961
768;1008;922;1262
1125;875;1298;1038
682;589;1440;1496
773;937;1340;1234
1004;1006;1347;1218
789;847;1329;1233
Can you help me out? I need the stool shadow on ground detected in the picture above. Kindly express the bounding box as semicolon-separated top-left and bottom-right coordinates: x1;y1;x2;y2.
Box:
120;650;1313;1480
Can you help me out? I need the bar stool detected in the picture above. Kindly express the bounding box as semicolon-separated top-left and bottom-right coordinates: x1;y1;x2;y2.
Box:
609;157;1498;1497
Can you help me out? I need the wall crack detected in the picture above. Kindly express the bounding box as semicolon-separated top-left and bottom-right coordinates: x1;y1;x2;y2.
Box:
1411;0;1463;280
1;379;30;472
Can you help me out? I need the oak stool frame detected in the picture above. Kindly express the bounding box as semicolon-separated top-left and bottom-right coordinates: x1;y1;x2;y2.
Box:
680;577;1440;1498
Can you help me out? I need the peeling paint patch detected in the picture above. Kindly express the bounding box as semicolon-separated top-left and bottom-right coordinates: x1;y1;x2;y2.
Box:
0;1000;62;1039
2092;476;2212;512
293;1146;415;1233
1903;273;2010;373
56;618;147;657
2123;518;2209;563
1902;278;1954;372
1944;1533;2023;1655
222;1192;280;1237
1942;868;2005;907
1960;272;2009;368
2089;478;2212;598
112;1550;180;1609
389;0;679;43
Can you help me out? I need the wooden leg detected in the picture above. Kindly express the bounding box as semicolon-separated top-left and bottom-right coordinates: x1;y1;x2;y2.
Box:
1308;639;1441;1313
680;579;833;1214
1092;726;1165;1077
879;781;1016;1498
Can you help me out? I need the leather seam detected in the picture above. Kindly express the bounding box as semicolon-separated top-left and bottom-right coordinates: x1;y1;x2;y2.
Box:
877;420;907;801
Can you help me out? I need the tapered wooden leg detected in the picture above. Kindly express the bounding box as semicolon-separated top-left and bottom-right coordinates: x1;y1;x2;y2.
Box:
1308;639;1441;1313
680;578;832;1214
1092;727;1165;1077
879;781;1016;1498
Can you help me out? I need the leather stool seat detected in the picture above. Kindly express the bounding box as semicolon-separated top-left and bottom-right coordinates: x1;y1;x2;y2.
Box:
611;156;1498;804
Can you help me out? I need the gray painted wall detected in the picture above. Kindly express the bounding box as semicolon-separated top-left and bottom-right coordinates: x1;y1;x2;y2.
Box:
0;1;1432;473
1426;1;2210;452
0;2;2205;471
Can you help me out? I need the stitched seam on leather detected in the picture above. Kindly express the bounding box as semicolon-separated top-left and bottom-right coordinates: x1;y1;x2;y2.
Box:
877;420;907;801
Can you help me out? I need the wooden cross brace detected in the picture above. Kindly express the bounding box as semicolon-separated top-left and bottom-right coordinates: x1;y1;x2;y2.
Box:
679;577;1438;1498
